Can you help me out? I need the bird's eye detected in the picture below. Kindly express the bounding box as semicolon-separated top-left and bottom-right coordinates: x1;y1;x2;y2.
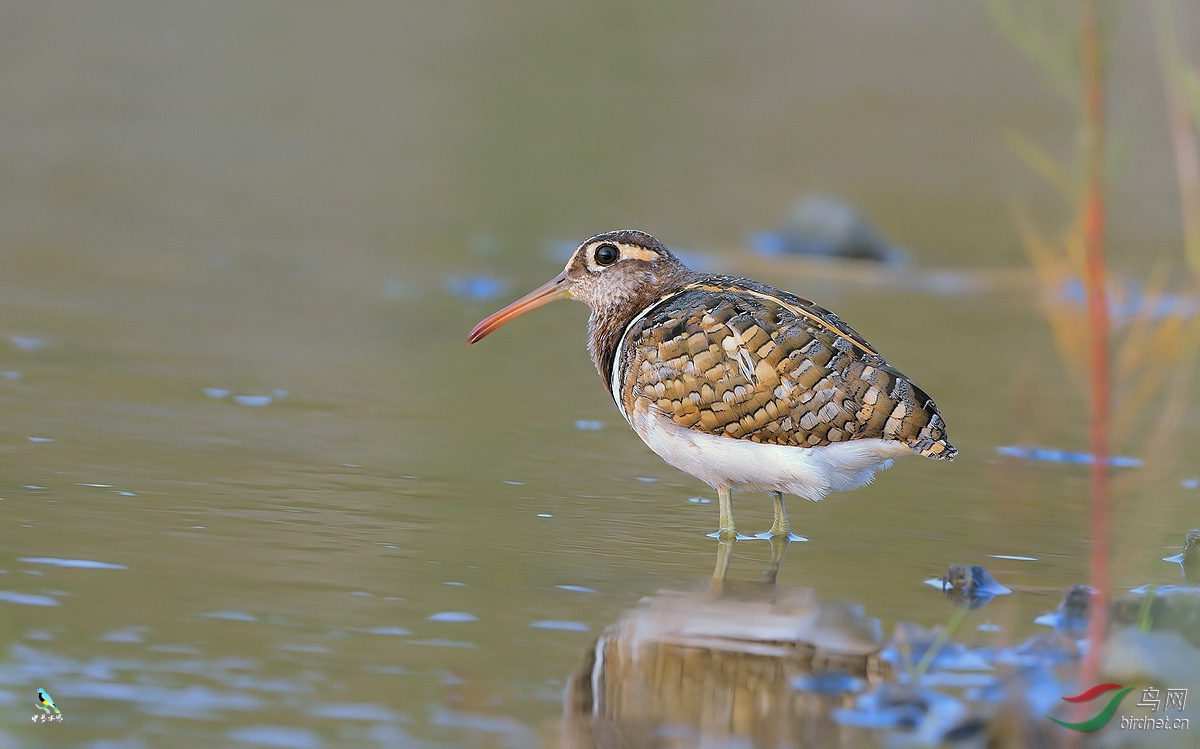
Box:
594;244;619;266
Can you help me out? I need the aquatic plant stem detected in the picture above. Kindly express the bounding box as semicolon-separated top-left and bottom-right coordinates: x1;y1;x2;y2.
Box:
1136;585;1157;631
911;606;968;681
1078;0;1111;689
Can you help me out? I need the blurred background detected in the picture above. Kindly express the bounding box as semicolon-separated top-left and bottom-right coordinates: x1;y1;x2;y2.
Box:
2;2;1199;747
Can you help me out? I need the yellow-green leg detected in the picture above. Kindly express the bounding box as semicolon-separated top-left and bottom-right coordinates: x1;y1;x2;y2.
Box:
754;491;808;542
706;485;738;541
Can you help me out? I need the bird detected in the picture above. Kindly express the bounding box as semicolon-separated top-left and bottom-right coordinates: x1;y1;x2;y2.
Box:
937;564;1011;609
468;230;955;540
36;688;59;714
1163;528;1200;583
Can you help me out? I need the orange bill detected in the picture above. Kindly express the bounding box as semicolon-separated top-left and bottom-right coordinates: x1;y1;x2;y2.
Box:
467;271;572;343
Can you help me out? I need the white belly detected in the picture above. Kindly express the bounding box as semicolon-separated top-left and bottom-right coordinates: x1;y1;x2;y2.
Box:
630;401;915;501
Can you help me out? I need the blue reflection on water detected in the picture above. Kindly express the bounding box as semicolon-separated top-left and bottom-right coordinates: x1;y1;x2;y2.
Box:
995;445;1142;468
20;558;127;570
444;275;509;300
0;591;58;606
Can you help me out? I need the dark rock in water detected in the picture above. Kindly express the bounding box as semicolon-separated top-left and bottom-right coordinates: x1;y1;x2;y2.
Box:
1102;627;1200;699
930;564;1012;610
1035;582;1200;648
833;682;973;743
833;683;931;730
792;672;867;696
1033;585;1093;639
941;715;989;743
879;621;990;673
750;195;909;265
978;665;1075;749
994;632;1081;667
1111;585;1200;649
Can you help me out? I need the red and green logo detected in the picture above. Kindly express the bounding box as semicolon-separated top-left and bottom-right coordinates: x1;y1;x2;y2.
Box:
1047;682;1134;732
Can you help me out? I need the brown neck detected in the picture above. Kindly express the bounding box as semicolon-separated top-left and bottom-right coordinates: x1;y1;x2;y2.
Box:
587;306;633;394
585;266;699;394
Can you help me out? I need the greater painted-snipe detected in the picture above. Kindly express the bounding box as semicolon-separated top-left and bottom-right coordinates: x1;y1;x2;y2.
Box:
468;230;955;540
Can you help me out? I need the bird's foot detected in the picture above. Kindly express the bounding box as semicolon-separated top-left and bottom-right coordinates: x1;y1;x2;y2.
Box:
752;531;808;542
707;529;754;541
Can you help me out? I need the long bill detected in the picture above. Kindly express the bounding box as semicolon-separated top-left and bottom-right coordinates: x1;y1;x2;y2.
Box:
467;270;572;343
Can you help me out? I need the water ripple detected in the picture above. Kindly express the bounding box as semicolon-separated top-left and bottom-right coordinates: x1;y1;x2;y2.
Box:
20;557;127;570
226;725;321;749
530;620;589;632
428;611;476;623
0;591;57;606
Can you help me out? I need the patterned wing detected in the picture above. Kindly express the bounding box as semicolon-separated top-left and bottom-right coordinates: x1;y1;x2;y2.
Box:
618;278;954;458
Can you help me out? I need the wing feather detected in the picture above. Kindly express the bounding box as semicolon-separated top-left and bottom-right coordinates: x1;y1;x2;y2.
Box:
617;277;954;458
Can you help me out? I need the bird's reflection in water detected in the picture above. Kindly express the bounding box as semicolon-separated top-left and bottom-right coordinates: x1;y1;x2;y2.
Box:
562;539;887;748
710;535;793;590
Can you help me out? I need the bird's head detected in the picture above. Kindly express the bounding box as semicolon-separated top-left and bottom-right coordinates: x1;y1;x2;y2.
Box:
468;230;687;343
1165;528;1200;566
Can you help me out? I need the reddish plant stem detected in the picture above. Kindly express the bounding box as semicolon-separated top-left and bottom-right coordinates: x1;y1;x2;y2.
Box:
1078;0;1110;687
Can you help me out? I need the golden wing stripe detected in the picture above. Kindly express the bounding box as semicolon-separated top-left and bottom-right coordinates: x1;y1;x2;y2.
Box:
681;281;878;357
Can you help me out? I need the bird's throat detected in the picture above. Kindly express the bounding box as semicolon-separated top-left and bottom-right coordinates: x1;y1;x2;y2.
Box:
588;305;637;396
